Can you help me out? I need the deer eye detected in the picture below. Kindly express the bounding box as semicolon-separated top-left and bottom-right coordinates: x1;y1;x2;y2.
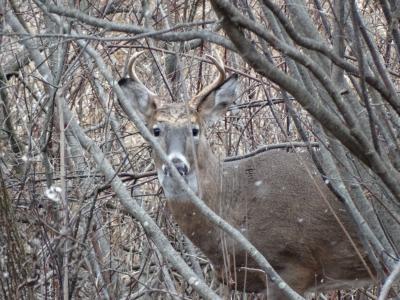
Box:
153;127;161;137
192;127;199;136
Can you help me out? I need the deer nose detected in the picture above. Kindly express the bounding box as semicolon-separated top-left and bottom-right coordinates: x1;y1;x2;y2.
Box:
171;158;189;176
162;154;190;177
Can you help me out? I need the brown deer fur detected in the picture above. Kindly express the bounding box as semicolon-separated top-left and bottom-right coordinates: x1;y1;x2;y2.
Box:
118;53;372;299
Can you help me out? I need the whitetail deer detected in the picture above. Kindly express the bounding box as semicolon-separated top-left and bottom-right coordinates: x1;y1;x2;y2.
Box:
118;52;372;299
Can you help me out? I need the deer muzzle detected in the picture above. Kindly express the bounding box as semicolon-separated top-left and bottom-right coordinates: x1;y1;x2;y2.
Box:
162;154;190;177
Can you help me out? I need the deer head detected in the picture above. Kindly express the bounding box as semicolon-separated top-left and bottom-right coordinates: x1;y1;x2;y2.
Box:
118;52;238;199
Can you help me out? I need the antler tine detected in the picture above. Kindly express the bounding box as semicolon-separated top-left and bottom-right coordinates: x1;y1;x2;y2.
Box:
128;51;157;97
191;53;226;106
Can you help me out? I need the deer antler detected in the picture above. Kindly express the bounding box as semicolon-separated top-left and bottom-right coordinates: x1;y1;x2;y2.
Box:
128;51;157;97
191;54;226;107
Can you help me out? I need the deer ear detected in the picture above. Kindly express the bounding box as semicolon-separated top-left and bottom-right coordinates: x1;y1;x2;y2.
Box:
197;74;238;124
118;78;157;122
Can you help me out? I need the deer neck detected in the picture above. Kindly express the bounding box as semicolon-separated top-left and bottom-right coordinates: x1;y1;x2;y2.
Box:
196;142;221;200
166;142;223;258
